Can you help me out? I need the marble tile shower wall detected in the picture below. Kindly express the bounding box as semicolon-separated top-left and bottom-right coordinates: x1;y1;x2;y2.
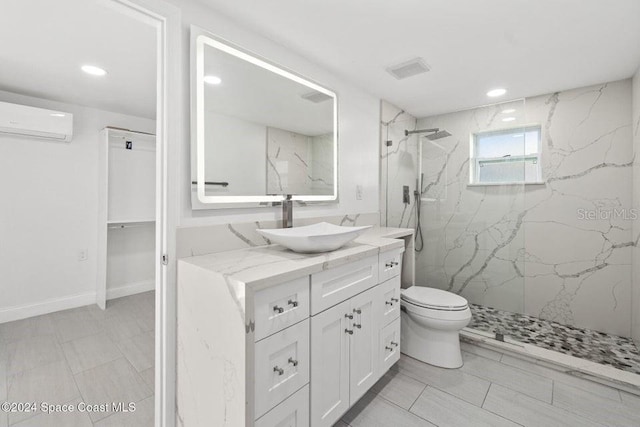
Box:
414;79;635;338
632;68;640;344
380;101;418;228
266;127;334;196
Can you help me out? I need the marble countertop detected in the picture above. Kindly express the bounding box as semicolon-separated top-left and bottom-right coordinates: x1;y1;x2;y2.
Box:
179;226;413;290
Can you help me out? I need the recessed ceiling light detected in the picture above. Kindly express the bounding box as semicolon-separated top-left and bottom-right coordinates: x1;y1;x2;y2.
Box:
501;108;516;114
203;75;222;85
487;88;507;97
81;65;107;76
502;117;516;122
50;113;66;117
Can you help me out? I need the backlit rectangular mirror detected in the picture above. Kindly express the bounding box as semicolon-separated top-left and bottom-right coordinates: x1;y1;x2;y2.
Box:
191;27;338;208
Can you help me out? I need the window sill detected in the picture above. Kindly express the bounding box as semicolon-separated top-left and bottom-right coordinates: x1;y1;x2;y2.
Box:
467;181;546;187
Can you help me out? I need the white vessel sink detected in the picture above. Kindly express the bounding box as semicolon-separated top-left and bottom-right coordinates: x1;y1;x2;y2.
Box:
256;222;372;253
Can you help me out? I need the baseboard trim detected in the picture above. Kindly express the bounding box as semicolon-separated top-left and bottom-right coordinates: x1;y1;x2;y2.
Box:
0;291;96;324
107;280;155;300
0;280;156;324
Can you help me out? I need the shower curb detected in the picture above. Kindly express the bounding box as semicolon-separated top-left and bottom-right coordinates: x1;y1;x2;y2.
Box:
460;328;640;396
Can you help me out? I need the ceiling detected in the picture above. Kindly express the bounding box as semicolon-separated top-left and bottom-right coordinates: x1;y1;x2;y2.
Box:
197;0;640;117
0;0;156;119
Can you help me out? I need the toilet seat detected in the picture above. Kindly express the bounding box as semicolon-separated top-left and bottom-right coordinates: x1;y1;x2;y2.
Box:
401;286;468;311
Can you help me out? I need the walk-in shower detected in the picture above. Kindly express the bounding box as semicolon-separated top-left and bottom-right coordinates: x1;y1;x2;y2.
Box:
382;95;640;380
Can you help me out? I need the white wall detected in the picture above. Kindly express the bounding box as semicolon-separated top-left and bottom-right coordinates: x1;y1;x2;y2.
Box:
632;68;640;343
0;90;155;319
165;0;381;227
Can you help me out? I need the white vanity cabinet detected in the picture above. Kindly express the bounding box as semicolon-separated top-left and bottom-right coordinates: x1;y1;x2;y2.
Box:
309;249;403;427
177;234;411;427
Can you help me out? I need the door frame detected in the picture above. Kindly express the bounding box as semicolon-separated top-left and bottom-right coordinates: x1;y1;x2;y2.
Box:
108;0;180;425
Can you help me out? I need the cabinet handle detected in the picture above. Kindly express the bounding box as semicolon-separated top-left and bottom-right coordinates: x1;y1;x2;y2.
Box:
345;328;354;335
385;346;393;351
273;366;284;375
353;309;361;314
354;323;361;329
385;301;393;306
287;299;298;307
288;357;298;367
385;261;399;268
391;298;399;303
273;305;284;314
345;313;353;319
391;341;398;347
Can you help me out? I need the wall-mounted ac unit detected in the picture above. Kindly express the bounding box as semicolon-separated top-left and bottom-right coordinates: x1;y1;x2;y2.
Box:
0;101;73;142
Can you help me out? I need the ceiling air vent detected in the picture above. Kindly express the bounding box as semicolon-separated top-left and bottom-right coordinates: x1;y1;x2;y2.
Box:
301;91;333;103
386;58;430;80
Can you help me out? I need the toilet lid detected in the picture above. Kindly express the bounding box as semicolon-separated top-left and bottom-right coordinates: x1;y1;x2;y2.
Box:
401;286;468;310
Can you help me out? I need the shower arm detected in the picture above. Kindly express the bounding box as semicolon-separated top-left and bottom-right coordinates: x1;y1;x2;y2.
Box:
405;128;439;136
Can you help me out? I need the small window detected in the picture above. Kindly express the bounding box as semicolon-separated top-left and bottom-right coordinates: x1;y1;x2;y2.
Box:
471;126;541;184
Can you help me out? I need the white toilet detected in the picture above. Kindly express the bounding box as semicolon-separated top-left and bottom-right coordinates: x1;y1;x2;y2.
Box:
400;286;472;368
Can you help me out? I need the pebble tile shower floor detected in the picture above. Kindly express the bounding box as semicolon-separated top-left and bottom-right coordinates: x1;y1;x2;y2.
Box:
468;303;640;375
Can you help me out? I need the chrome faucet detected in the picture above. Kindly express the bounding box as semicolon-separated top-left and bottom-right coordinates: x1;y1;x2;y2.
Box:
282;194;293;228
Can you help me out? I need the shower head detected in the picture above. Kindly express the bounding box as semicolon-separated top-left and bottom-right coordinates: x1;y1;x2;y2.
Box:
424;130;452;141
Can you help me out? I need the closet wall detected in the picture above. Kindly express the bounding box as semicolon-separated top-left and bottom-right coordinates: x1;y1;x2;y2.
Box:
0;89;154;322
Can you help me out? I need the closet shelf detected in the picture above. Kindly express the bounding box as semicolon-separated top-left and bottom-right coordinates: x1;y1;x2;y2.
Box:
107;219;155;225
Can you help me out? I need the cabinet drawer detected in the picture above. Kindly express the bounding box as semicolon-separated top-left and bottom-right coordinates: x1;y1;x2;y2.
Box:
378;249;404;283
255;385;309;427
378;275;401;326
310;255;378;315
379;317;400;374
254;277;310;342
255;319;310;418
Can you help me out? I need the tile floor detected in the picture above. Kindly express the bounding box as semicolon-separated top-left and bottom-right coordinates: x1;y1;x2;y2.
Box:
338;344;640;427
468;303;640;375
0;292;155;426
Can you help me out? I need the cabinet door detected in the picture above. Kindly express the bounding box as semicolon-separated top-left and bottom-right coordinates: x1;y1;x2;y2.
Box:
310;299;350;427
349;286;379;403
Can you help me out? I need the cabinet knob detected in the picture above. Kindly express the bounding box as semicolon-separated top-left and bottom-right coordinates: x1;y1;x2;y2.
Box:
288;299;299;307
345;313;353;319
353;309;362;314
273;305;284;314
273;366;284;375
345;328;354;335
354;323;362;329
288;357;298;367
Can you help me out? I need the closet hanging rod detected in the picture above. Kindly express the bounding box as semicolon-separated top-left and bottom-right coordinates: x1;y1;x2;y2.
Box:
191;181;229;187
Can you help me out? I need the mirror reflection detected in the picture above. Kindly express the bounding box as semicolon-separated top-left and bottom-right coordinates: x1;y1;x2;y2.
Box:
193;34;337;205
